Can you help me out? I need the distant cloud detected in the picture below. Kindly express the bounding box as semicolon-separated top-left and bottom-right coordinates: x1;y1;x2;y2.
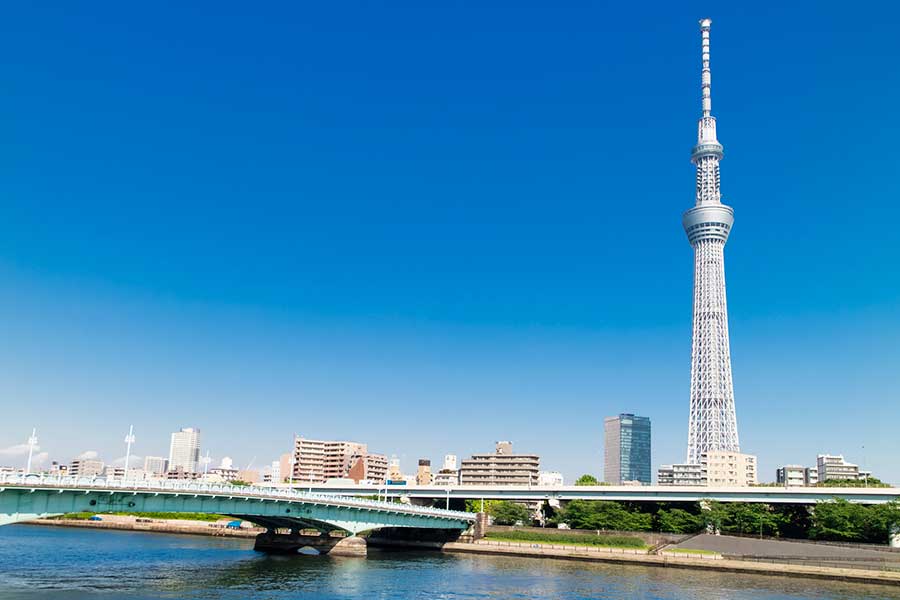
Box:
0;444;47;468
112;455;142;467
76;450;99;460
0;443;41;457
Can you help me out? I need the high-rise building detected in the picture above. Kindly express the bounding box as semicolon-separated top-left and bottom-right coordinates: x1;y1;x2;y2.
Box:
459;442;540;486
683;19;742;465
168;428;201;473
603;414;651;485
290;437;387;484
143;456;168;476
347;453;388;484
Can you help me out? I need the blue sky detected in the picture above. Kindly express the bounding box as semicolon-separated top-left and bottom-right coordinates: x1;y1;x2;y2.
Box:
0;2;898;483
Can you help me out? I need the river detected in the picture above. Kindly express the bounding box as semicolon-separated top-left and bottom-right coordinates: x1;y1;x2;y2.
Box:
1;525;897;599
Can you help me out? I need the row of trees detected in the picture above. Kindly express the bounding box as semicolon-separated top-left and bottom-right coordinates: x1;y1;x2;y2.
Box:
467;498;900;544
575;473;891;489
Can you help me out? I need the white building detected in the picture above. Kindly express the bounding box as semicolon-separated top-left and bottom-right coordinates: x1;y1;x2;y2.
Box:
268;460;281;483
442;454;458;471
817;454;862;482
537;471;564;486
657;463;703;486
168;428;201;473
433;469;459;486
702;451;757;487
143;456;168;476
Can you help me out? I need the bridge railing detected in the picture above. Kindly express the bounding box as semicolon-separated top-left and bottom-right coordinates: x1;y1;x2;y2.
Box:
0;473;474;521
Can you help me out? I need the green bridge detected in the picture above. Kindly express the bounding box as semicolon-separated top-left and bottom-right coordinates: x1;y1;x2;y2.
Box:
0;475;476;556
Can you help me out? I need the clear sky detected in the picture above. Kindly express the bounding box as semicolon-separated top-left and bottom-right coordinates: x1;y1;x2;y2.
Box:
0;2;898;483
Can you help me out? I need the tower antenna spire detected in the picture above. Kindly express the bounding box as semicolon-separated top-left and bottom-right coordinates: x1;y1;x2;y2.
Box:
700;18;712;117
683;17;741;466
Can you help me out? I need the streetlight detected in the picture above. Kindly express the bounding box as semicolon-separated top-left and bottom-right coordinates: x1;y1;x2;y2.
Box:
862;445;868;488
25;428;38;475
200;450;212;476
123;425;135;481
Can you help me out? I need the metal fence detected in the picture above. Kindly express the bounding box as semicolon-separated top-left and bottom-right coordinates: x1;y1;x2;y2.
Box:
0;473;475;521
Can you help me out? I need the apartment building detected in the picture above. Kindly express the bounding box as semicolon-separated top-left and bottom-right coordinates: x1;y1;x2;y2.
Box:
459;441;540;486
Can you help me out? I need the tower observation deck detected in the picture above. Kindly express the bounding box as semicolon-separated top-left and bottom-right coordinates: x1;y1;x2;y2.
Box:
683;18;741;465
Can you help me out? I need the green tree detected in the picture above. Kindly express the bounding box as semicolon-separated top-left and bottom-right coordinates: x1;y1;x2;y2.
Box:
557;500;652;531
489;501;533;526
464;499;502;514
820;477;890;488
655;508;704;533
809;499;867;541
724;503;784;536
811;499;900;543
575;474;600;486
773;504;813;539
702;502;785;537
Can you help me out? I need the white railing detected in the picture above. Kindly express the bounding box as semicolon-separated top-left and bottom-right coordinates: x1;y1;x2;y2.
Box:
0;473;474;521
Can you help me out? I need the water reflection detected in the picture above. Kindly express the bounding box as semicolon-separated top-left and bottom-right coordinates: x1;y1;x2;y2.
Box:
1;525;898;600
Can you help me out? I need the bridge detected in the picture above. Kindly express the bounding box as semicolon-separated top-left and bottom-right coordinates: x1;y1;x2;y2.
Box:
0;475;476;556
297;483;900;506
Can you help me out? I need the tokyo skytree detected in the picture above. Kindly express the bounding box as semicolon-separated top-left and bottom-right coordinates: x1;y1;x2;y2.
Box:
683;18;740;465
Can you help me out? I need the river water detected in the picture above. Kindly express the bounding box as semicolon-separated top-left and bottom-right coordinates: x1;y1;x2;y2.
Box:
0;525;897;600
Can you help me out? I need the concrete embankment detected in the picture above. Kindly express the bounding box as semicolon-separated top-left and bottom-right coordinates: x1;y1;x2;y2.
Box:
442;540;900;587
26;515;263;538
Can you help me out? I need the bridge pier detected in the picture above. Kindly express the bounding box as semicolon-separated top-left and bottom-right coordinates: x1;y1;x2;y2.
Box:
253;530;367;557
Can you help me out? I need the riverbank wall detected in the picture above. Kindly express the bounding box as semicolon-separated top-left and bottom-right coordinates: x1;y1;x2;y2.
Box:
443;539;900;587
25;515;263;538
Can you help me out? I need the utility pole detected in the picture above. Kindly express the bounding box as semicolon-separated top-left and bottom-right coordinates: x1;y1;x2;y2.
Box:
25;428;38;474
123;425;135;481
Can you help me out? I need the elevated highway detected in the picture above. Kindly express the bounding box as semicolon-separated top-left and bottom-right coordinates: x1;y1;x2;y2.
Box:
295;483;900;506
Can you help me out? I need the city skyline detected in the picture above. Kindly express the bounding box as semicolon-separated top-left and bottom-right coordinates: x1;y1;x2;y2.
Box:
0;4;899;484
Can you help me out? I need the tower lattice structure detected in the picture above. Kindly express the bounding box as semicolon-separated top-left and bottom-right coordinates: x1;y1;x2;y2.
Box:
683;19;740;465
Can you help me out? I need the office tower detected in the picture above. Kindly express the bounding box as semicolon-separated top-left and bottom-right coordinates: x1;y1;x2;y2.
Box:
604;414;651;485
168;427;201;473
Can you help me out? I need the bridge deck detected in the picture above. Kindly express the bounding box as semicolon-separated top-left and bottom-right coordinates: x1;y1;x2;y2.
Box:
0;475;475;535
